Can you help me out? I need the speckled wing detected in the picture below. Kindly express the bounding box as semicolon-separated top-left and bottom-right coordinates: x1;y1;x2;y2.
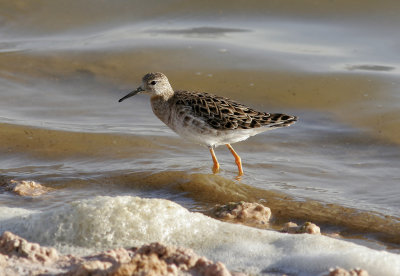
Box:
172;91;297;130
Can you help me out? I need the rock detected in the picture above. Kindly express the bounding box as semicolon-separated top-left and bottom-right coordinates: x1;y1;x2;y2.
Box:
281;222;298;233
112;253;177;276
0;231;63;275
324;267;369;276
113;243;233;276
212;202;271;226
72;260;114;275
69;248;133;276
281;222;321;234
5;180;53;196
192;258;232;276
0;253;8;267
0;231;59;263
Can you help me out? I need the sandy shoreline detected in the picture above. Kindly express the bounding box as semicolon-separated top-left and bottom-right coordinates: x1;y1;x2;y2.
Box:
0;180;370;276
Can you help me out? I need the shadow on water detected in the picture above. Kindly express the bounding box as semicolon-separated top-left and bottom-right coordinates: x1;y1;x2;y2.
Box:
146;26;250;38
105;170;400;247
346;64;396;72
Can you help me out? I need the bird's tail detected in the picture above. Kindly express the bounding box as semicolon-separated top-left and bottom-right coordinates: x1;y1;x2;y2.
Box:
264;113;297;128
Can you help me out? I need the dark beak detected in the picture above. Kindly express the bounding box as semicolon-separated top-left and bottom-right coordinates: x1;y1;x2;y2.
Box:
118;86;145;102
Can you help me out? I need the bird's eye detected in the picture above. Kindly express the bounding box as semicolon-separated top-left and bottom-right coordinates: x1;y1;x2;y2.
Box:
150;81;157;85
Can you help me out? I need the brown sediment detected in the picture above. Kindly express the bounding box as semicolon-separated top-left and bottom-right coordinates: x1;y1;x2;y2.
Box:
0;231;59;263
211;201;271;228
112;243;236;276
4;180;54;197
280;221;321;234
324;267;369;276
0;231;240;276
210;201;320;234
0;231;60;275
0;122;169;159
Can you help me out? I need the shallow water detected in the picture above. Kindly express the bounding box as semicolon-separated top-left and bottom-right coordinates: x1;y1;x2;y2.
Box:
1;1;400;275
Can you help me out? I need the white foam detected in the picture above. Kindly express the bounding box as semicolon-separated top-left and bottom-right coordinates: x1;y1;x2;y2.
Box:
0;207;37;220
1;196;399;275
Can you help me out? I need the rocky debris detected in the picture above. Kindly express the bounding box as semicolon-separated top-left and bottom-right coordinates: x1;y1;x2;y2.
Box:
212;202;321;236
0;231;61;275
68;247;132;276
112;252;177;276
5;179;54;196
281;221;321;234
0;231;59;263
113;242;237;276
324;267;369;276
212;201;271;226
0;231;240;276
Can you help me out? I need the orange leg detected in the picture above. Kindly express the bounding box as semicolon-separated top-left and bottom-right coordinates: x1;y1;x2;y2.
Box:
209;147;220;174
226;144;243;176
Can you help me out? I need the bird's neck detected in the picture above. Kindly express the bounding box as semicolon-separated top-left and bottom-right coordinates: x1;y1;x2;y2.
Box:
156;87;175;101
150;95;172;126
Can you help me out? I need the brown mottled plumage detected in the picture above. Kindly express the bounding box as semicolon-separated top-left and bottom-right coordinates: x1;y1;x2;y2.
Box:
119;72;297;177
173;91;297;130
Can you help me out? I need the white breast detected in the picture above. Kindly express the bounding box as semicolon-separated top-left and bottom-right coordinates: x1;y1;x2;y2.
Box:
150;96;269;147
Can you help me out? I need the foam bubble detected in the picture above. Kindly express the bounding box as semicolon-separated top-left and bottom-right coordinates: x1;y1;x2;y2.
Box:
1;196;399;275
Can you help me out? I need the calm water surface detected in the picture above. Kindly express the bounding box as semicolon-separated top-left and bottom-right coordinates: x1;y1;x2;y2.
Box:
1;1;400;274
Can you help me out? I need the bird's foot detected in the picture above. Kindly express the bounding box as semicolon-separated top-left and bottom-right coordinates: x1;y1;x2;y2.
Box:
212;164;220;174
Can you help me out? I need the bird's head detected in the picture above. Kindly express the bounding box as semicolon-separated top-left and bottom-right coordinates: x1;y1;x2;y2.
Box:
119;72;173;102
